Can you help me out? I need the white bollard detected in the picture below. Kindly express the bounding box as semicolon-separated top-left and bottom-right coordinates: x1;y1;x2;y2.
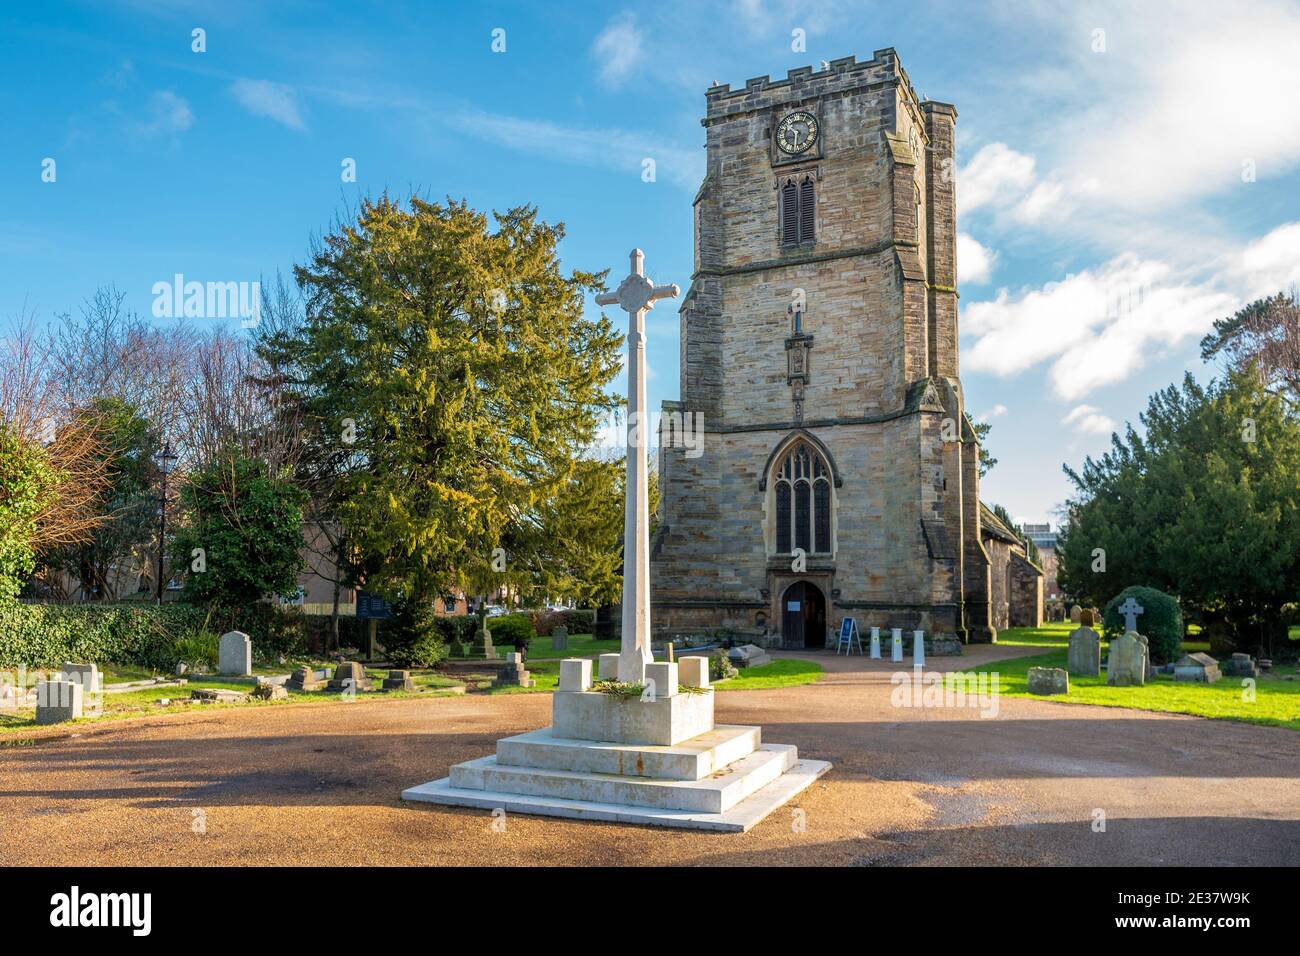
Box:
869;626;881;659
891;628;903;662
913;629;926;667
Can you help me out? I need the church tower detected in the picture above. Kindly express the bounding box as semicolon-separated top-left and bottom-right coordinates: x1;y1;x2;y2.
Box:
651;50;995;649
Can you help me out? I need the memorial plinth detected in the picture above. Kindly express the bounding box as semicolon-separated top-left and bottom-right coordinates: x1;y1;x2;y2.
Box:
401;249;830;831
402;660;828;831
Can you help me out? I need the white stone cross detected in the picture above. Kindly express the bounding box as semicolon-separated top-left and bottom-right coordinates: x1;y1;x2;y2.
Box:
1118;597;1144;632
595;249;679;682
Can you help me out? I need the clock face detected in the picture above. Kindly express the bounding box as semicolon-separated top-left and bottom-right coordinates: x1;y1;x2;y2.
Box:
776;110;819;155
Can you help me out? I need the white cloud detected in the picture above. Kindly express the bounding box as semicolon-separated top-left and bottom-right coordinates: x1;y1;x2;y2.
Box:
957;232;997;285
964;254;1236;400
230;79;305;130
136;90;193;137
1055;3;1300;211
1062;405;1117;436
1238;221;1300;298
975;403;1007;422
958;143;1036;214
592;13;644;87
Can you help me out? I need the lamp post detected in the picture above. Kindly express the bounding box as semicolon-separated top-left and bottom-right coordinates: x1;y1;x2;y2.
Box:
156;441;177;605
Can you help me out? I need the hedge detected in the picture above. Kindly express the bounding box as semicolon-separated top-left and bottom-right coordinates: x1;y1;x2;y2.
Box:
1102;585;1184;665
0;601;307;670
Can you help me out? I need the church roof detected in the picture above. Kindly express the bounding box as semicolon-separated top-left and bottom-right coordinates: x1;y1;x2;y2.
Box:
979;502;1021;545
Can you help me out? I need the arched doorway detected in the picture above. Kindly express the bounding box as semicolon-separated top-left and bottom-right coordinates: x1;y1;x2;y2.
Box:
781;581;827;649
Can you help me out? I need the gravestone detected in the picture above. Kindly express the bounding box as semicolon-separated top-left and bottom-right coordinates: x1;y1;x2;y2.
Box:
469;621;498;660
492;652;535;688
1027;667;1069;695
382;669;416;692
550;625;569;651
1221;653;1259;679
1069;605;1082;624
251;681;288;700
1067;624;1101;677
35;679;83;724
1078;609;1096;627
1174;652;1222;684
1118;597;1145;632
1106;631;1147;686
191;688;249;703
59;662;102;693
194;687;248;703
1135;632;1155;679
287;666;327;691
727;644;770;668
218;631;252;676
327;661;373;692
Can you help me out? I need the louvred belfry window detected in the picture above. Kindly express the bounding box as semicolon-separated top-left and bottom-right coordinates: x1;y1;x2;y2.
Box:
780;176;816;247
772;441;833;554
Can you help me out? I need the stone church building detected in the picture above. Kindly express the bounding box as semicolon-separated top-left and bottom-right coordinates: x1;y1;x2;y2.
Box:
650;49;1042;650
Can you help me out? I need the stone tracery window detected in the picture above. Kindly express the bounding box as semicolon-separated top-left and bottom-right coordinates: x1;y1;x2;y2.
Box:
772;441;832;554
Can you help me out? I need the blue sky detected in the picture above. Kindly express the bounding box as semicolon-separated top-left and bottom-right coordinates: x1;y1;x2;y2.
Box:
5;1;1300;524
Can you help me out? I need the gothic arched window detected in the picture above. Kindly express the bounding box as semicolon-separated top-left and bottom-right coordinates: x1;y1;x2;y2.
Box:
772;441;832;554
779;175;816;248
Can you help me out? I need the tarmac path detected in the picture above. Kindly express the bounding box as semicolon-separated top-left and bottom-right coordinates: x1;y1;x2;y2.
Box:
2;646;1296;866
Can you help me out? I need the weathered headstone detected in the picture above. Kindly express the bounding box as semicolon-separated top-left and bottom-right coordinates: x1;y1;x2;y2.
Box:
550;625;569;651
287;666;327;691
469;621;498;660
1078;609;1096;627
1174;652;1222;684
327;661;373;692
492;651;536;688
251;680;288;700
218;631;252;676
35;679;83;724
382;669;416;692
1069;604;1083;624
1027;667;1069;695
1221;652;1259;679
727;644;770;668
1067;624;1101;677
1106;631;1147;686
59;662;102;693
191;687;249;703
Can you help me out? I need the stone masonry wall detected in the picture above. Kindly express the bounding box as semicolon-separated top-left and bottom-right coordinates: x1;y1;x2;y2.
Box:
654;50;979;646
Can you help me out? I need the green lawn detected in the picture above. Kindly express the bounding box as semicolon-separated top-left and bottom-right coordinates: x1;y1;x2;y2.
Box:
980;624;1300;731
714;658;824;690
521;633;619;660
0;667;468;737
477;653;826;694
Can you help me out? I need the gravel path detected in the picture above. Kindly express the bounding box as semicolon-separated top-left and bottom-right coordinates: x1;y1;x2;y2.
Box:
2;647;1297;866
